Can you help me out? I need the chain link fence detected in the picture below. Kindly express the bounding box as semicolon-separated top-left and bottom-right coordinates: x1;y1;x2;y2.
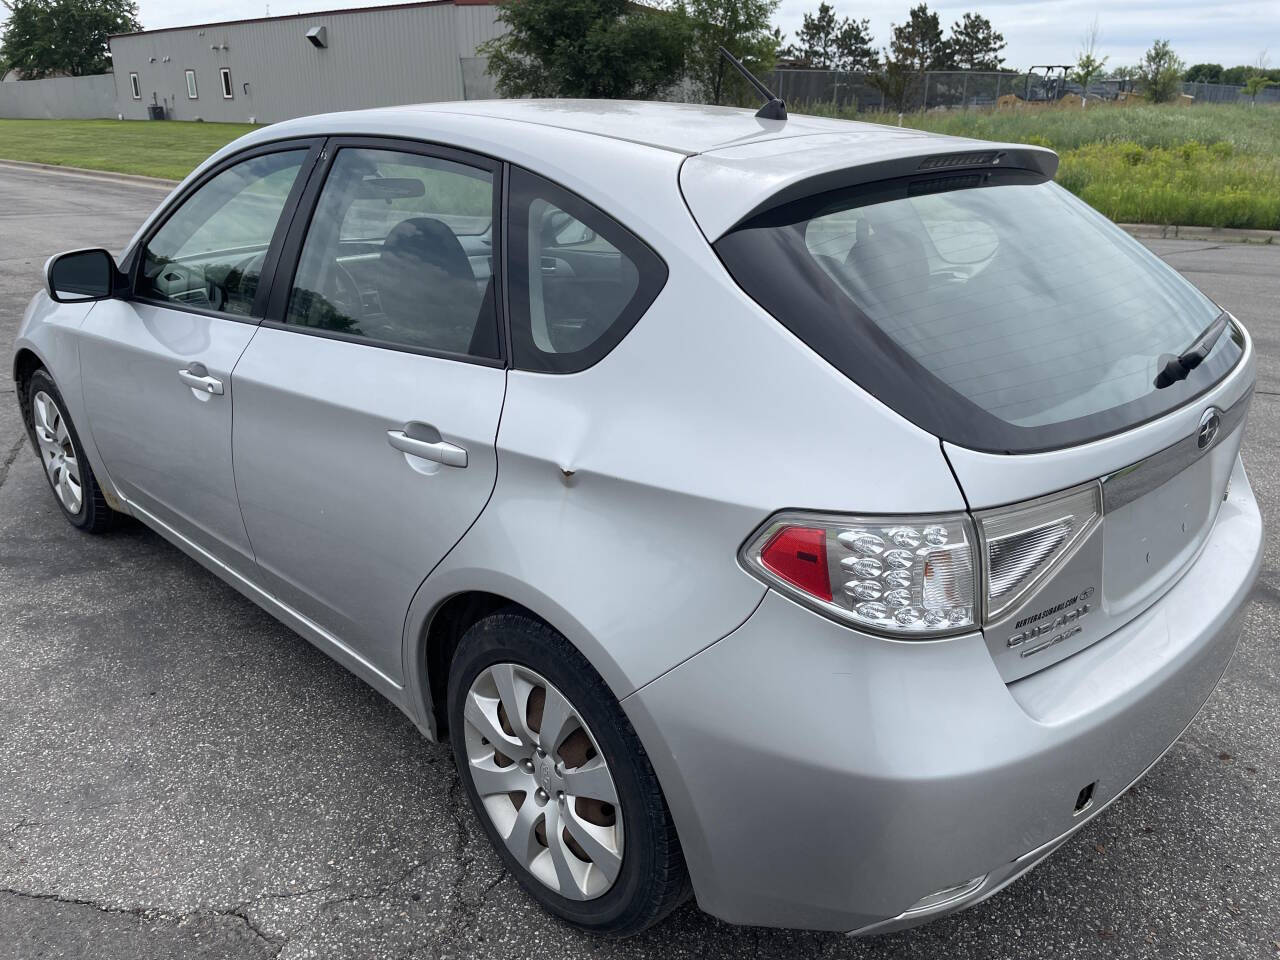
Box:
766;69;1092;113
764;68;1280;113
1182;79;1280;104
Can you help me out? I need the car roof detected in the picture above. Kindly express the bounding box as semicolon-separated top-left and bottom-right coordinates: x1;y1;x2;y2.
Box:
391;99;925;155
255;98;951;158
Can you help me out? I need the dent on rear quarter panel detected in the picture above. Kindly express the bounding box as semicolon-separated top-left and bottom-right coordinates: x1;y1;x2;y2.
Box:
407;141;964;706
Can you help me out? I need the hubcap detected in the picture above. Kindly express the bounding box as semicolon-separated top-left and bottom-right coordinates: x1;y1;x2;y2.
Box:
32;391;82;515
462;663;623;900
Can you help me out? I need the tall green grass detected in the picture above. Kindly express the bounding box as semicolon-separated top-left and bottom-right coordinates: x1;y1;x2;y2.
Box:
802;103;1280;229
1;109;1276;229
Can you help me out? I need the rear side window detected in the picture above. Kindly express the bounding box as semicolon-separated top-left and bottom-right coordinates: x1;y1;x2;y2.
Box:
716;175;1240;453
507;168;666;373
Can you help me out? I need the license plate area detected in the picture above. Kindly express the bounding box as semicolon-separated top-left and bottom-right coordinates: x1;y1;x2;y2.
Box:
983;410;1245;683
1102;452;1217;620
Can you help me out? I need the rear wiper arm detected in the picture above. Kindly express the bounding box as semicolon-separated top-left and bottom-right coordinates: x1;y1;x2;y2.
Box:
1154;312;1230;389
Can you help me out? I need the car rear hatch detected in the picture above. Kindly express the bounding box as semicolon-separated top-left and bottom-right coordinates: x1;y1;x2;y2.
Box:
691;135;1255;679
945;352;1252;681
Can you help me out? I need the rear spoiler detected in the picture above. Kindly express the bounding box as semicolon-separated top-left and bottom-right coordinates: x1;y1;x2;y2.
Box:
681;137;1059;240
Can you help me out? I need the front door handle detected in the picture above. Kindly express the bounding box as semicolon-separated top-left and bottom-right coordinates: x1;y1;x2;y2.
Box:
178;363;224;396
387;429;468;468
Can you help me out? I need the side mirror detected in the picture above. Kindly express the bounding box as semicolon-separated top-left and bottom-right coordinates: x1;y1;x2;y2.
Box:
46;248;119;303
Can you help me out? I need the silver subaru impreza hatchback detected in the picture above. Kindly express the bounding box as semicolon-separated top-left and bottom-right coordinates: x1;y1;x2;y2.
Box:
12;100;1262;937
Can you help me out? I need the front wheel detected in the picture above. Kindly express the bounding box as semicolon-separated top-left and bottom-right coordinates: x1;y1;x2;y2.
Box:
25;369;120;534
447;611;690;936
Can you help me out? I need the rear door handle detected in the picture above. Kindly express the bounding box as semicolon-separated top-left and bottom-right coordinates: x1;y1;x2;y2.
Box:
387;429;468;468
178;363;223;396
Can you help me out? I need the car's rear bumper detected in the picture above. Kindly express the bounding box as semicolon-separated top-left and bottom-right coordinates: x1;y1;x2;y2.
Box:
622;458;1262;933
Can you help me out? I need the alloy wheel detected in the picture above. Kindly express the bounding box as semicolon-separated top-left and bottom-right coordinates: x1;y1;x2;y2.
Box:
32;390;83;515
461;662;624;900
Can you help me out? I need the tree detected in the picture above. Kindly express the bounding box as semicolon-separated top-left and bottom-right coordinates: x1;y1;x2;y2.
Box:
783;2;875;72
872;2;949;112
1139;38;1185;103
1242;50;1273;105
478;0;689;99
1243;73;1273;104
782;2;838;67
868;57;914;113
1220;64;1250;85
832;15;875;72
1183;63;1223;83
947;12;1004;71
1071;17;1107;108
769;24;787;58
680;0;779;105
888;4;952;73
0;0;140;78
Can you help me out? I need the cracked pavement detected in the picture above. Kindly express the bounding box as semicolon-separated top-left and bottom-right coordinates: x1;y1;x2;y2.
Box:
3;163;1280;959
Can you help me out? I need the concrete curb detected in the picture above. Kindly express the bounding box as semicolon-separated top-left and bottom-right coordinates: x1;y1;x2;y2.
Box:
0;158;178;189
1120;223;1278;244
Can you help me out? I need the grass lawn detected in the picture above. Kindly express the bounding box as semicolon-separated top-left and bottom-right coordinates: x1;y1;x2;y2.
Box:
851;103;1280;230
0;118;257;181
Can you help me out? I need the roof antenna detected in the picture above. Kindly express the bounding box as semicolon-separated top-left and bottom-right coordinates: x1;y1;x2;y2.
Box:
717;45;787;121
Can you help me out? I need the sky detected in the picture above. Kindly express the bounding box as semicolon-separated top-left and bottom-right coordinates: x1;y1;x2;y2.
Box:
121;0;1280;71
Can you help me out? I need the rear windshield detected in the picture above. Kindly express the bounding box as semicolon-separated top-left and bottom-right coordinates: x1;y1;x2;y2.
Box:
715;174;1242;453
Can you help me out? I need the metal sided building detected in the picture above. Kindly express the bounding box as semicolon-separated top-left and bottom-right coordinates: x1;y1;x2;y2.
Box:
107;0;503;124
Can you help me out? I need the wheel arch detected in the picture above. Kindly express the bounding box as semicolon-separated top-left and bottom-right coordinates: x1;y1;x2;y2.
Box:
13;346;47;436
403;571;629;742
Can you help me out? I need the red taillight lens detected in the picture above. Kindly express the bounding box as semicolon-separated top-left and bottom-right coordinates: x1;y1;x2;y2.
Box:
759;525;832;602
741;511;978;638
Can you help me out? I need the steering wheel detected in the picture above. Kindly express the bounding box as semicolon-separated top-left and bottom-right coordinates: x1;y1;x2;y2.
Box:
323;260;363;321
209;251;269;313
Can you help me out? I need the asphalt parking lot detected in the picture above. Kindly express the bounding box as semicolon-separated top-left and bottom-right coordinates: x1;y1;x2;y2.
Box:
1;161;1278;960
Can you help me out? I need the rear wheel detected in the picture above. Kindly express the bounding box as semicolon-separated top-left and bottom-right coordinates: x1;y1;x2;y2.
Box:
447;611;690;936
25;369;120;534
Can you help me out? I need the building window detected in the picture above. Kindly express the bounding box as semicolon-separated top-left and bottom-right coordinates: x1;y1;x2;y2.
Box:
129;72;141;99
219;68;234;99
185;69;198;99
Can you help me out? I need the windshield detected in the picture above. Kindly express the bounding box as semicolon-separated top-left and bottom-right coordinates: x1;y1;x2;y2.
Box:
716;176;1242;453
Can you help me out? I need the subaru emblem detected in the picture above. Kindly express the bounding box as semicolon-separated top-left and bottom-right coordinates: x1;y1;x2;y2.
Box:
1197;408;1221;449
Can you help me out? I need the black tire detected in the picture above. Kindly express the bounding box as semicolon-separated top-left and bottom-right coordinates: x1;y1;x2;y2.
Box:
447;610;691;937
24;369;120;534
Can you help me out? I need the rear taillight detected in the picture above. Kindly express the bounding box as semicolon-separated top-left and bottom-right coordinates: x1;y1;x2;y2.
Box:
743;484;1104;639
975;482;1101;622
741;512;978;638
758;525;832;602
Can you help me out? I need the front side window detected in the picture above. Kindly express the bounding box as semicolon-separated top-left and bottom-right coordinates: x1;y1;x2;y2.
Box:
284;147;499;358
136;150;307;316
507;168;667;373
129;72;141;99
185;69;198;99
716;175;1241;453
